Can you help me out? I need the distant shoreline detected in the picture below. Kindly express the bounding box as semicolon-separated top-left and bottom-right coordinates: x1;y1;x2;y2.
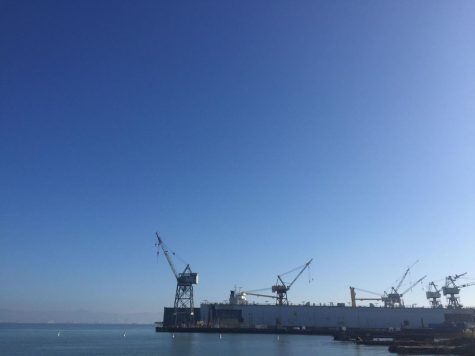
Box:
0;322;155;326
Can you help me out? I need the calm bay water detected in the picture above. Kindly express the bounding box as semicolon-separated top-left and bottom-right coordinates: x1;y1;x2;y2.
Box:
0;324;391;355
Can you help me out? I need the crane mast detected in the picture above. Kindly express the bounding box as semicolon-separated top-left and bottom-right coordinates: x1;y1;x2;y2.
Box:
394;260;418;292
155;232;198;326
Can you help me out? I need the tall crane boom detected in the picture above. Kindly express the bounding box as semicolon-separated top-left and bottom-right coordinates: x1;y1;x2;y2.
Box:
394;260;418;293
400;275;426;295
288;259;313;290
156;232;178;279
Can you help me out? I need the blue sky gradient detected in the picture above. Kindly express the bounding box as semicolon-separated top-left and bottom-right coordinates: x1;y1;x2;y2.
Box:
1;1;474;318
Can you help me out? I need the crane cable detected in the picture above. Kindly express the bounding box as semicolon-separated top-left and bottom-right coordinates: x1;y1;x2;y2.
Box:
156;239;189;267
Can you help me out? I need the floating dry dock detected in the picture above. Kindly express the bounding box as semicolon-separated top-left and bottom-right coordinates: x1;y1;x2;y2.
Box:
200;303;474;330
157;304;475;335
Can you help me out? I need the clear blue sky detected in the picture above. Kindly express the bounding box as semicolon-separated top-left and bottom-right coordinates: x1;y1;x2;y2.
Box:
1;1;474;319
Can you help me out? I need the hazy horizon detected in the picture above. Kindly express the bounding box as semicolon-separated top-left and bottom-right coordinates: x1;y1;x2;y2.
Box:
0;308;161;324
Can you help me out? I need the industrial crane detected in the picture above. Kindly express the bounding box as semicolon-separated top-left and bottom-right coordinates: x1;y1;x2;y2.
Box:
426;282;442;308
382;275;427;307
381;261;421;307
350;261;426;308
155;232;198;326
272;259;313;305
349;287;382;307
442;273;475;308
